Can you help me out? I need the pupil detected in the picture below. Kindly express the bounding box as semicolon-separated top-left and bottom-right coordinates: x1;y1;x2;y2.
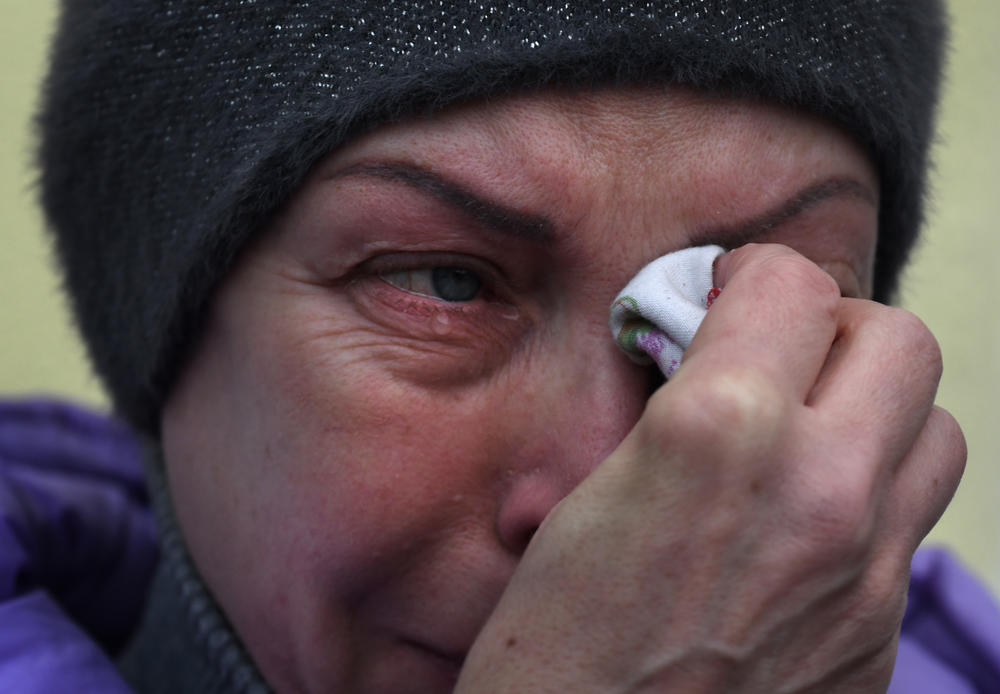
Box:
431;267;482;302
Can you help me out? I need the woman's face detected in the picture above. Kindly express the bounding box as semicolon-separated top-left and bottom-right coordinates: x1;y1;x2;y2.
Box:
162;88;878;694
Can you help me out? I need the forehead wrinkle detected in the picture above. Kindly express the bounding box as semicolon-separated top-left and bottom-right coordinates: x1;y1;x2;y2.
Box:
464;100;597;229
548;88;724;167
446;93;698;271
488;94;689;241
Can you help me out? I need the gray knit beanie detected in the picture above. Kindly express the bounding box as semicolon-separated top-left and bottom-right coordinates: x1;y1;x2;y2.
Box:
38;0;947;434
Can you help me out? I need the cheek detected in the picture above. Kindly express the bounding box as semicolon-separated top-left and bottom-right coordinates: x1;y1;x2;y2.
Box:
175;323;510;682
165;282;507;628
251;326;505;585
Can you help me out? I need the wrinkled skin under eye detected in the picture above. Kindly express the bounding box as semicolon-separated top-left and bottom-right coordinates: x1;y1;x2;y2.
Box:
380;267;484;302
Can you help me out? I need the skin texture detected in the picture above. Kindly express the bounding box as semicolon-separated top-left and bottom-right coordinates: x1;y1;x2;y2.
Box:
161;88;965;694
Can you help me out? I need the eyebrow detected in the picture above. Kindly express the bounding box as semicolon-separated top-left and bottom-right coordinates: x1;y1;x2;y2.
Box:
329;162;874;250
688;177;877;249
327;161;556;243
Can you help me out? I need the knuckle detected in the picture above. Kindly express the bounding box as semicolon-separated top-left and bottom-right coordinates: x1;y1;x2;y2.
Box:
774;252;841;300
696;366;787;428
644;366;788;453
729;244;840;305
929;406;968;491
752;249;842;320
681;366;785;435
884;308;942;378
931;404;965;444
938;407;967;466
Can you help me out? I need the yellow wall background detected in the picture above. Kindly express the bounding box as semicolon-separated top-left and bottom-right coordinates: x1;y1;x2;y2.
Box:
3;2;999;592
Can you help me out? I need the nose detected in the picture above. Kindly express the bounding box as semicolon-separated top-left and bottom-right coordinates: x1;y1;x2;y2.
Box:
493;337;656;555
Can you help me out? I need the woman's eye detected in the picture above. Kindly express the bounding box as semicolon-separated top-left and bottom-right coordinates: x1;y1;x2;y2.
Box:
379;267;484;302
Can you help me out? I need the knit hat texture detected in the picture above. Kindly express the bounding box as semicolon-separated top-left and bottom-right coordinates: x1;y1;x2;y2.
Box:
38;0;948;434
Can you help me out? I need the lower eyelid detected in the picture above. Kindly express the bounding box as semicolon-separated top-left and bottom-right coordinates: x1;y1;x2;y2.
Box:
368;277;474;317
350;275;532;373
379;267;487;304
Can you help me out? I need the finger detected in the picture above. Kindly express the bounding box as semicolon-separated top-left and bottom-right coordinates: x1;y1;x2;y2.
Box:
807;300;942;472
882;405;967;551
683;243;841;402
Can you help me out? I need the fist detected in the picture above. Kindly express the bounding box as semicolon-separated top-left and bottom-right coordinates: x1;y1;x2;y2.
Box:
457;244;965;694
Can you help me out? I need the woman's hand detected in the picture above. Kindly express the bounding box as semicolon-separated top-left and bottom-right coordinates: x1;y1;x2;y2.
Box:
455;243;966;694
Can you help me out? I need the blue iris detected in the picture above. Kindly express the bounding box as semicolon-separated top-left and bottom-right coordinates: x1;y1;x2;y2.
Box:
431;267;482;302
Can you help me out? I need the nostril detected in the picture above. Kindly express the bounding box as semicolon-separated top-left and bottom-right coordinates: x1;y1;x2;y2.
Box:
499;517;542;557
506;524;539;557
495;480;560;557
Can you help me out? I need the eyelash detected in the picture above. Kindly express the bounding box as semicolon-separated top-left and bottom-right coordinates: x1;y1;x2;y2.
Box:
372;251;497;288
355;252;512;323
379;267;483;303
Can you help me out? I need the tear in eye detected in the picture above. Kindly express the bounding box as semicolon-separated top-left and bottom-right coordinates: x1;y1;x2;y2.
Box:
380;267;483;302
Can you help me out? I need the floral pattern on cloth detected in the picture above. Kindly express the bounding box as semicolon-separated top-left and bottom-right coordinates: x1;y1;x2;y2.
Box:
609;245;725;378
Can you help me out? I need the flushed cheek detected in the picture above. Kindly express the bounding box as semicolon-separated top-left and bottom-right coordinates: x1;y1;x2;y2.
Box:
236;286;536;609
260;352;505;561
226;365;504;683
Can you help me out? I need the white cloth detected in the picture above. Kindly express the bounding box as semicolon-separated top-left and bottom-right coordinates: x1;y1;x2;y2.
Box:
609;245;724;378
